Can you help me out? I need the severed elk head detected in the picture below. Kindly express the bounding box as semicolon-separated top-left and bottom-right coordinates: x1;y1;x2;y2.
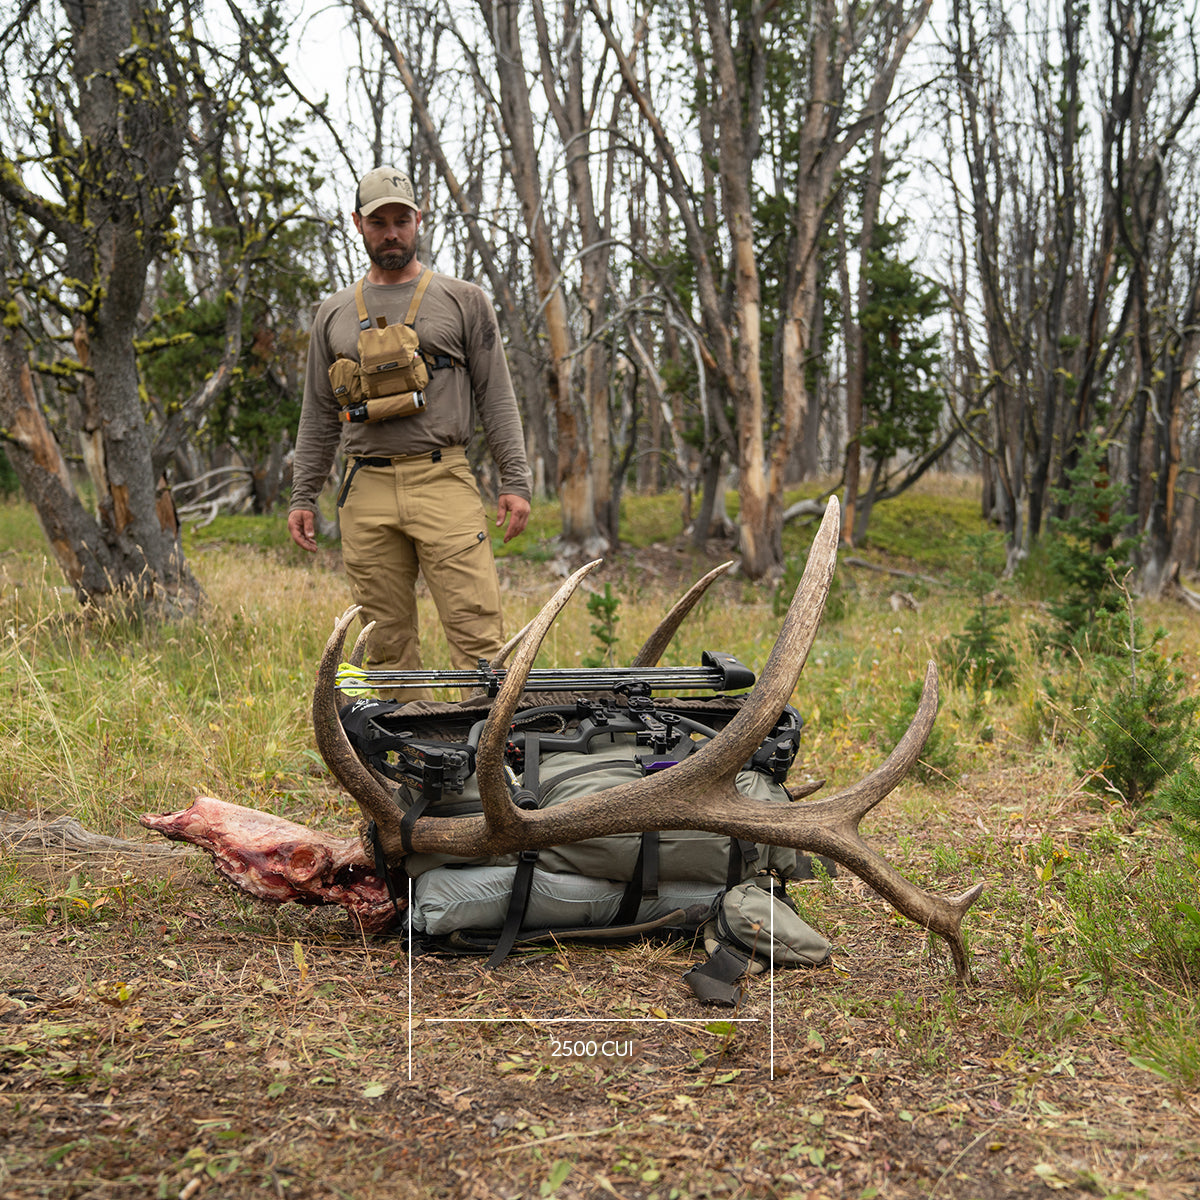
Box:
313;498;984;982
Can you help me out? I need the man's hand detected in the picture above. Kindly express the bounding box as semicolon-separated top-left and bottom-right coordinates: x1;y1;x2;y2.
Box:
288;509;318;552
496;493;531;543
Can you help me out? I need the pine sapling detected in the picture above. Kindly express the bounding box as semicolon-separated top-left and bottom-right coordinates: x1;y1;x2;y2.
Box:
946;531;1017;699
582;584;621;668
1071;569;1200;807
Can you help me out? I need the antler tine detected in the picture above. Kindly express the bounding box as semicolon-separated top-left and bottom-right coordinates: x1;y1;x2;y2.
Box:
349;625;371;667
474;560;605;834
630;561;735;667
692;501;840;757
334;620;375;706
490;618;533;669
313;606;407;857
789;659;984;981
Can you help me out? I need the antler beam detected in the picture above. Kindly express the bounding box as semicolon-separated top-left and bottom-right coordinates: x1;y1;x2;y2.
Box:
312;499;984;980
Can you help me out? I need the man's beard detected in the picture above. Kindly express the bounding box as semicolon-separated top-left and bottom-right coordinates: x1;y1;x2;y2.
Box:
366;240;416;273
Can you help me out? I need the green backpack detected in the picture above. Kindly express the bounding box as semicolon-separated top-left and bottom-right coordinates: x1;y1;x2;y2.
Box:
684;874;832;1007
340;694;832;975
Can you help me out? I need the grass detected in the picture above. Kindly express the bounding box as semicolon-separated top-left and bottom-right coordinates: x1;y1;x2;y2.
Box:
2;479;1200;1197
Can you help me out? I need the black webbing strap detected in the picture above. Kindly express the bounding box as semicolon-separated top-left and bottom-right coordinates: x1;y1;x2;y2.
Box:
338;452;447;508
484;850;538;970
684;945;749;1008
644;833;659;898
422;351;464;371
337;456;391;507
521;732;542;805
400;783;432;855
366;820;405;923
485;735;541;970
726;838;759;890
613;832;660;925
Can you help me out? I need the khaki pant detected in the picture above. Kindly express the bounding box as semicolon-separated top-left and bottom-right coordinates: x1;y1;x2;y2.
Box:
339;448;503;700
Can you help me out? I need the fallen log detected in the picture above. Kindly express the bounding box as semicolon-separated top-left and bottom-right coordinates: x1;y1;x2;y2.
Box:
1;810;186;860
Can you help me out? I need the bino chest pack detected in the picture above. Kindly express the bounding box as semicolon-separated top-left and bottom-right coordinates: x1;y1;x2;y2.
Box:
328;272;436;423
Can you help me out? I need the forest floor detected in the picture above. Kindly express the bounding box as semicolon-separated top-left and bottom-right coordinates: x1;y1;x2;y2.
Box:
2;778;1197;1200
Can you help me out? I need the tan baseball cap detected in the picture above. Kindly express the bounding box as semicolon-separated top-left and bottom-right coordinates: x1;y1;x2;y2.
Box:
355;167;419;216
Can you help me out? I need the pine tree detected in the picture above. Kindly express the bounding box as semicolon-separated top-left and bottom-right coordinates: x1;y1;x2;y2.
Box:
1042;433;1140;656
852;219;945;541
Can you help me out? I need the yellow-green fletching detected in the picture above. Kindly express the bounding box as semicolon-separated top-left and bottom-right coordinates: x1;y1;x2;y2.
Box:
335;663;373;696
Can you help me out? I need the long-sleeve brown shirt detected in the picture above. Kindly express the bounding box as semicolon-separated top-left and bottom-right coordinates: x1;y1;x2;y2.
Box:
290;269;532;512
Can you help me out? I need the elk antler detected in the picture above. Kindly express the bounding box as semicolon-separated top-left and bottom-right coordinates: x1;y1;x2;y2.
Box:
488;558;732;674
313;499;984;980
314;609;408;848
631;560;734;667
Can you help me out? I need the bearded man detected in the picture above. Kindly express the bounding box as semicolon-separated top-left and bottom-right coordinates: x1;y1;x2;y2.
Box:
288;167;532;700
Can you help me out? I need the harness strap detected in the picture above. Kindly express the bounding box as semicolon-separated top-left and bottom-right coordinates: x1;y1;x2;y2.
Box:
355;279;371;330
354;270;435;332
366;819;406;923
485;735;542;970
353;272;462;370
422;351;464;371
405;270;433;323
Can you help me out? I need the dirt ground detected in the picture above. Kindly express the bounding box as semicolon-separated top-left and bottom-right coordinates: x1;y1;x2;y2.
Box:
3;813;1198;1200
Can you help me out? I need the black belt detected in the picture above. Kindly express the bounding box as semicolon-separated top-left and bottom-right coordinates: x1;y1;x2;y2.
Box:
337;450;446;507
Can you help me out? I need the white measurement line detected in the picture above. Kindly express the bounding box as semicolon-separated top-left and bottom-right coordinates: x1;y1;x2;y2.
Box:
403;877;779;1078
